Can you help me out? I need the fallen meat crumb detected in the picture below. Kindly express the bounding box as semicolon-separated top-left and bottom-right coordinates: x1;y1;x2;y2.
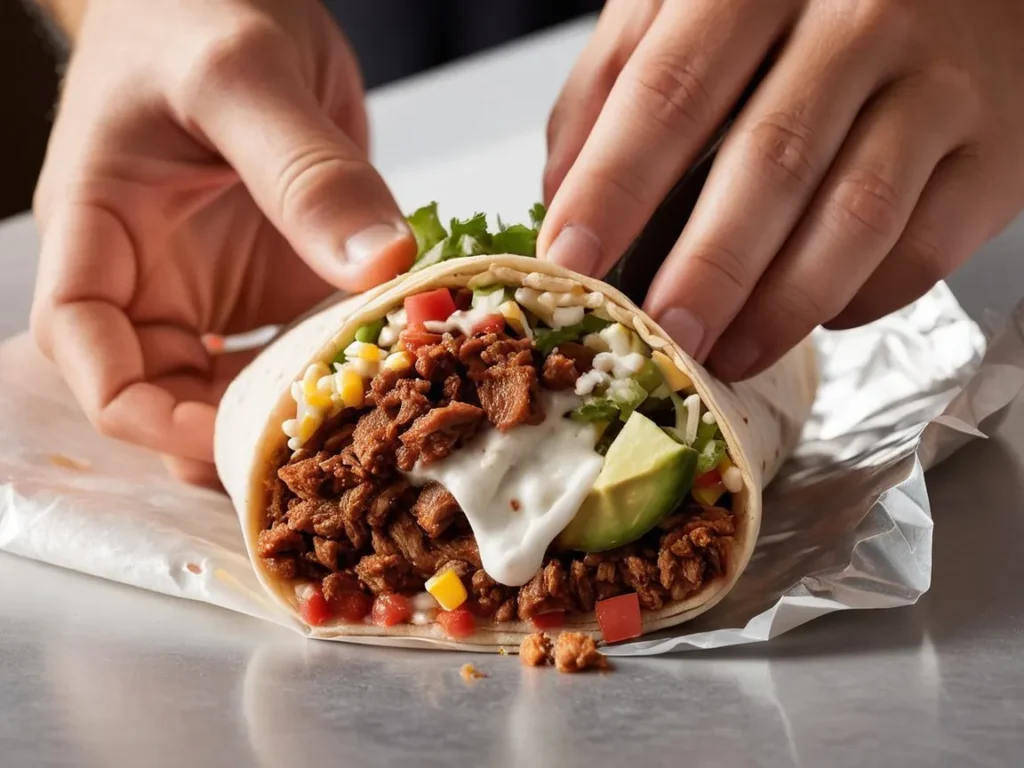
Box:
519;632;553;667
553;631;609;673
498;647;508;656
460;663;487;683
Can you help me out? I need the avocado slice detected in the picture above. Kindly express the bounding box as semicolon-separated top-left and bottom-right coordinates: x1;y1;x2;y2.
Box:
557;411;699;553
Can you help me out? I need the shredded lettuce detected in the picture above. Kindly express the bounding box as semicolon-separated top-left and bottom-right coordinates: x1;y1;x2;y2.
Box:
608;379;648;421
571;399;620;423
406;203;544;271
696;439;727;474
407;202;447;258
534;314;613;355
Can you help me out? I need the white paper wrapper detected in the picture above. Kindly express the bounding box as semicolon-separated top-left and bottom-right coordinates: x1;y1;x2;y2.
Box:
1;283;1023;653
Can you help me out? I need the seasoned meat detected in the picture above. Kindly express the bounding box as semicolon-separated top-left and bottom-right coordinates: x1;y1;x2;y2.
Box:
366;478;411;529
414;340;460;382
472;569;513;618
263;556;298;580
278;457;326;500
398;402;485;469
620;555;666;610
378;378;433;428
355;553;416;594
432;536;482;570
541;351;582;390
321;570;361;601
287;499;346;539
266;476;289;522
388;513;437;575
312;536;344;571
553;632;608;673
351;408;399;476
257;522;304;558
475;365;543;431
569;560;595;612
520;632;553;667
517;561;570;620
411;482;460;538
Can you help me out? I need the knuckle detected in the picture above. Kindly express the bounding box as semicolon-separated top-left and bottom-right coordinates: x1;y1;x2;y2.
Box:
742;112;818;191
828;168;903;241
276;145;366;228
849;0;916;47
893;232;949;288
627;53;713;138
687;242;751;297
768;280;836;330
176;19;286;110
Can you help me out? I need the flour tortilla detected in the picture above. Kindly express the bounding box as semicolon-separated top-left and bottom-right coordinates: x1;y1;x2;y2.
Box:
215;255;818;649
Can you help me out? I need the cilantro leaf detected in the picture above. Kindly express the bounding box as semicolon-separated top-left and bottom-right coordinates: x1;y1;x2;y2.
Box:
529;203;547;229
491;224;537;256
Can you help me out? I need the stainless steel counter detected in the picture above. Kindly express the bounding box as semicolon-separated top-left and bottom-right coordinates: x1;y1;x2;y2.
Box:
2;18;1023;767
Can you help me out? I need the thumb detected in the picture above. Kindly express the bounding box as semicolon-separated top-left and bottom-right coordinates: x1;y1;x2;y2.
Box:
183;36;415;292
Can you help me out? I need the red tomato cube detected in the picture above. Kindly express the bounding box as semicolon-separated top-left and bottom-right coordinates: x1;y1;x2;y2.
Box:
695;468;722;488
329;591;373;623
530;611;566;630
471;313;505;335
371;593;413;627
436;607;476;639
399;329;443;351
595;593;642;643
405;289;457;329
299;586;331;627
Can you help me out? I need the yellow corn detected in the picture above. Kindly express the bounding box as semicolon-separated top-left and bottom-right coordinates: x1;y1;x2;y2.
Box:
652;350;692;391
500;300;532;338
301;362;334;409
337;368;365;408
297;414;320;444
358;344;384;363
425;568;468;611
692;484;725;508
383;351;414;372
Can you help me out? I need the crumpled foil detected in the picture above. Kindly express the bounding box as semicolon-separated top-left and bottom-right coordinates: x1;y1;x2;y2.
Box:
1;283;1023;653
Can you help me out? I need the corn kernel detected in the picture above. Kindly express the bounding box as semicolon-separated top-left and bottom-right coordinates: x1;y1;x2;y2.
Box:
383;351;414;372
358;344;383;362
425;568;468;611
692;484;725;508
499;300;533;339
298;414;320;444
337;368;364;408
652;350;692;391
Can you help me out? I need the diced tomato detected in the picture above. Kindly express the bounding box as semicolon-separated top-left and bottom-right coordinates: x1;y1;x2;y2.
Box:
530;610;566;630
399;329;443;351
371;593;413;627
471;313;505;335
405;289;457;329
595;593;642;644
695;468;722;488
436;607;476;639
299;586;331;627
329;591;373;622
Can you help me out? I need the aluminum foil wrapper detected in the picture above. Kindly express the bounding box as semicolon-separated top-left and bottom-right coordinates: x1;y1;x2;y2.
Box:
1;284;1023;653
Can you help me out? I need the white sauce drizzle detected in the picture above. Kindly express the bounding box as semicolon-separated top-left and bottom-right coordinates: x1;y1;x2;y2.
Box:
406;392;603;587
423;305;497;336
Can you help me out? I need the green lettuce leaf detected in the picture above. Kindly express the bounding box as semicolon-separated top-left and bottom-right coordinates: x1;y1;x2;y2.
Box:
407;202;447;259
697;439;727;474
530;203;547;229
570;398;620;423
533;314;613;356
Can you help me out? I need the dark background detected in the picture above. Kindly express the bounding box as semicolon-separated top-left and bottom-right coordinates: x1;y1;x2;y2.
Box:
0;0;602;220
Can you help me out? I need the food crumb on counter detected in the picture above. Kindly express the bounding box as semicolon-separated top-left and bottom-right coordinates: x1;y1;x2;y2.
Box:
519;631;610;673
47;454;91;472
185;563;203;575
498;647;508;656
460;663;486;683
553;632;609;673
519;632;553;667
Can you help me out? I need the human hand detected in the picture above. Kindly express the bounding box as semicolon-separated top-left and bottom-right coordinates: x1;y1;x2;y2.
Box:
540;0;1024;379
30;0;416;486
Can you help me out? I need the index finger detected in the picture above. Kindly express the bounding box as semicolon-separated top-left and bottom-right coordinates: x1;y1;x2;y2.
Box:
539;0;793;278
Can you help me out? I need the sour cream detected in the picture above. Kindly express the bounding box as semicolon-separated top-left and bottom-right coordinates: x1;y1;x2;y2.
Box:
406;392;603;587
423;305;497;336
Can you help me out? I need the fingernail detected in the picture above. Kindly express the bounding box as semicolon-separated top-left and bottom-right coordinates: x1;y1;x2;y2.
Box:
710;338;761;380
657;308;706;359
546;224;602;275
344;223;410;264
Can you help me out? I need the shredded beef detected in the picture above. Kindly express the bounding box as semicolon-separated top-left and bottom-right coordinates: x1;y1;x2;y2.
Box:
412;482;460;538
263;325;736;628
476;365;543;431
398;402;485;469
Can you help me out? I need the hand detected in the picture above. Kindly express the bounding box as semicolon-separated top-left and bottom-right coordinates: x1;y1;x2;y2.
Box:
30;0;416;486
540;0;1024;379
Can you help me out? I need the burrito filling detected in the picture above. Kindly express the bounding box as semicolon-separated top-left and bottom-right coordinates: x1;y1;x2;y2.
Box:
259;210;742;639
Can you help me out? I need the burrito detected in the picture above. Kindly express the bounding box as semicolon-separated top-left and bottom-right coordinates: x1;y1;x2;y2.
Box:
216;204;818;648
